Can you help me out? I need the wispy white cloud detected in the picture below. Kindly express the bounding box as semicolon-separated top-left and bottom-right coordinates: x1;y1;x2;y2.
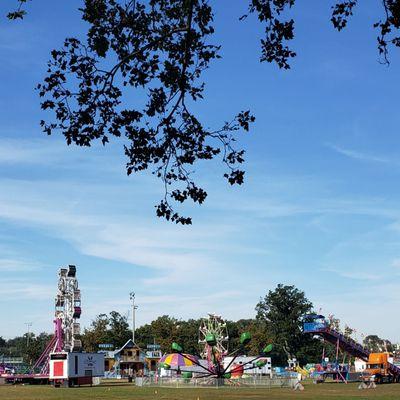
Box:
0;258;45;272
0;279;54;300
321;266;379;281
0;138;125;176
0;174;239;289
0;138;61;164
2;139;400;337
326;143;397;165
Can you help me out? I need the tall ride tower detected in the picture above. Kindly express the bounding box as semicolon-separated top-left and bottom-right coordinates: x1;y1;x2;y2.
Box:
33;265;82;374
55;265;82;352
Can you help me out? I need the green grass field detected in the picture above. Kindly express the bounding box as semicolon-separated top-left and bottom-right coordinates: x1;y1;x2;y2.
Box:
1;382;400;400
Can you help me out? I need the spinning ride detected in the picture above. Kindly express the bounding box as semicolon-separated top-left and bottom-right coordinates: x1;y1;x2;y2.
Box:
162;314;273;385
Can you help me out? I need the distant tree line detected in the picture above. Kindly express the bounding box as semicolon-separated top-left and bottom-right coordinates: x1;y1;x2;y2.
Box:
0;333;52;366
77;284;324;365
1;284;395;366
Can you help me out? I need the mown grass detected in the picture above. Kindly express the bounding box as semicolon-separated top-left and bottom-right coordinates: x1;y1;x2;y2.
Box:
1;381;400;400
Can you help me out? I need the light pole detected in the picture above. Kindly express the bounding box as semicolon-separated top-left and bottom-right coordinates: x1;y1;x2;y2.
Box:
129;292;138;343
25;322;33;347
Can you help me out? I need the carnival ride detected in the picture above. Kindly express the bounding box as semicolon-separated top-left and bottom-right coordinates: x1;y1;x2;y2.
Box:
33;265;82;375
159;313;274;386
198;313;229;368
303;314;400;383
1;265;83;383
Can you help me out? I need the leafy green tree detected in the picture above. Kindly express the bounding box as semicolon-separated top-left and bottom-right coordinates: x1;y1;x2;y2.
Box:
134;323;155;350
5;335;27;358
363;335;393;353
225;319;271;356
109;311;131;347
136;317;201;355
82;313;110;352
8;0;400;223
25;332;53;365
137;315;179;353
82;311;131;351
256;284;321;365
175;319;202;355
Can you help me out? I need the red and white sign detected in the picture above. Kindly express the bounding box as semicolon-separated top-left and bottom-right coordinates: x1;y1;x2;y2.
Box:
49;353;68;379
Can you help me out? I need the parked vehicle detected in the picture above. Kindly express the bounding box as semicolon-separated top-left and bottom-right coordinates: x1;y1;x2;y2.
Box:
362;352;400;384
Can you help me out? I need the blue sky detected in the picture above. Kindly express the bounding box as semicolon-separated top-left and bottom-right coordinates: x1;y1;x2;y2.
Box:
1;1;400;343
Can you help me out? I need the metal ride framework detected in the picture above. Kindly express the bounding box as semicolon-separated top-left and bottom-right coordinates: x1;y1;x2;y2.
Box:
161;314;273;386
198;313;229;369
33;265;82;375
303;314;400;383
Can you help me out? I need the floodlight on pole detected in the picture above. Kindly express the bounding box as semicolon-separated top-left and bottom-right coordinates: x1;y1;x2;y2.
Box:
130;292;138;343
25;322;33;347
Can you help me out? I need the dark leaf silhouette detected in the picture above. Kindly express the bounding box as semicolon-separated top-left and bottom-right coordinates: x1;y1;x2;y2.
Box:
8;0;400;222
37;0;255;224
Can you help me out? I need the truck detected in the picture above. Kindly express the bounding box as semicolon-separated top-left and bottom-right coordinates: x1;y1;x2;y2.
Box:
362;352;400;384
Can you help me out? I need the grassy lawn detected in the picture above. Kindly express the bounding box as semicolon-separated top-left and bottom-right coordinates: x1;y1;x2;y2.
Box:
1;381;400;400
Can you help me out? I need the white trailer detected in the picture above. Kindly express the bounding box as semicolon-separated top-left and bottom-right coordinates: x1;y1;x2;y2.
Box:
49;352;104;386
223;356;272;377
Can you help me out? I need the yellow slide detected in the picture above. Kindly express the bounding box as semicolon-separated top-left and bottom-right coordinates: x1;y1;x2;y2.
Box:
296;366;309;377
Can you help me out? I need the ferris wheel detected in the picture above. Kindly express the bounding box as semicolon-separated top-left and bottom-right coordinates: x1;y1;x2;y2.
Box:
199;313;229;365
33;265;82;375
54;265;82;352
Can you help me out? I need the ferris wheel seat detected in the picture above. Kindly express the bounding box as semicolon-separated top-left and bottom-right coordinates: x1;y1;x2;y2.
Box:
262;344;273;354
73;306;82;318
240;332;251;345
67;265;76;277
256;360;267;368
205;334;217;346
55;295;64;307
171;342;183;353
72;339;82;351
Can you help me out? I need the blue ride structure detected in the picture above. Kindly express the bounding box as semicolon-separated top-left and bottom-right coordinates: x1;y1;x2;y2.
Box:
303;314;400;383
302;314;370;361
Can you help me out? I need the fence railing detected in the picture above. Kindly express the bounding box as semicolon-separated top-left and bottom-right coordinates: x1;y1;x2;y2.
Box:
135;375;298;388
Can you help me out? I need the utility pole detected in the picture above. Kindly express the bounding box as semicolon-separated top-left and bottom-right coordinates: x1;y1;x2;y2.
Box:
25;322;32;347
129;292;138;343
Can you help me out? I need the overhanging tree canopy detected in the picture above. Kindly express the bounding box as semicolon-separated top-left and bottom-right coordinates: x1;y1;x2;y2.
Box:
7;1;400;223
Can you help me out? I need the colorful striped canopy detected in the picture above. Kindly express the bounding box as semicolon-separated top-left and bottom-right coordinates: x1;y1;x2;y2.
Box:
159;353;198;367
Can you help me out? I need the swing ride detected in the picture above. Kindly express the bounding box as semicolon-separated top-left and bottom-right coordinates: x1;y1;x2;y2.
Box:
159;313;274;386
